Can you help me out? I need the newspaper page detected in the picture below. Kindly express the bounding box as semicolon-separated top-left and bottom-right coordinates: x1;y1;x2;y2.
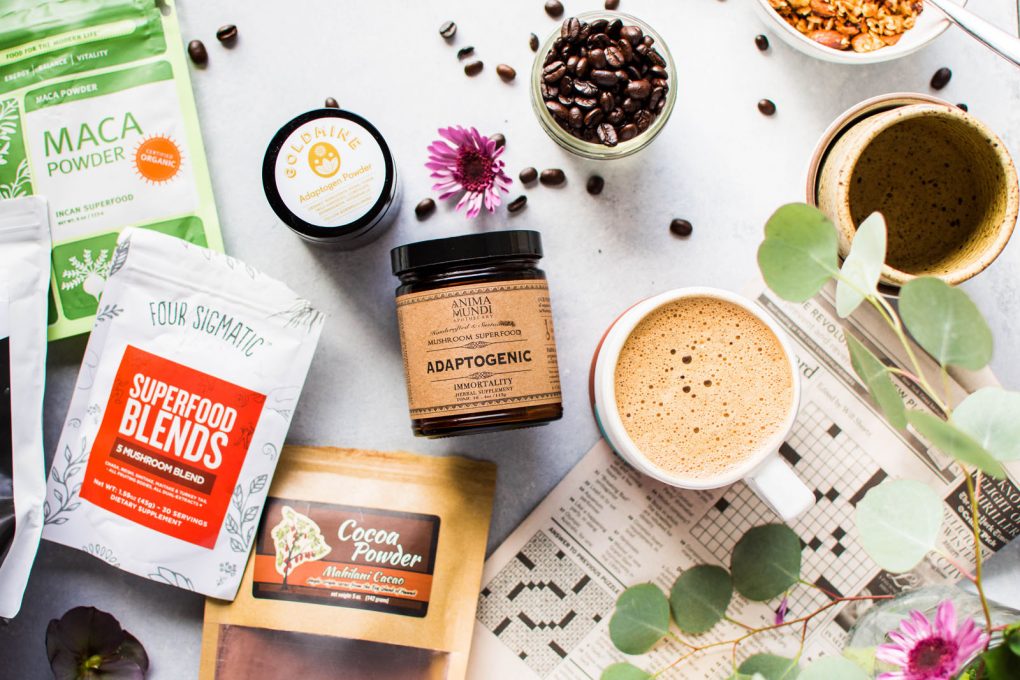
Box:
467;281;1020;680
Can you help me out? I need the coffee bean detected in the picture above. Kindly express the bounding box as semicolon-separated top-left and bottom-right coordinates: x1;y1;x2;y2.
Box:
545;0;564;18
757;98;776;116
574;80;598;96
215;24;238;45
621;97;637;113
575;56;590;77
529;33;540;51
491;133;506;149
415;198;436;220
439;21;457;39
324;97;340;109
606;108;624;125
586;175;605;194
508;195;528;213
519;167;538;184
626;79;651;99
187;39;208;66
646;48;666;68
562;17;581;41
931;67;952;90
568;106;583;127
543;60;568;82
591;69;618;86
754;34;769;51
606;18;623;38
605;45;624;67
497;64;517;81
546;100;569;120
619;123;638;141
584;108;603;126
605;0;620;8
670;218;693;237
599;91;614;112
588;48;606;68
957;102;969;112
596;123;618;146
634;109;653;131
457;46;475;59
540;168;566;186
464;60;484;76
620;25;643;45
648;88;663;111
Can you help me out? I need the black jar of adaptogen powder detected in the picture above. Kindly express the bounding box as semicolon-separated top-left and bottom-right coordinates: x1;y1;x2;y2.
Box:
262;108;400;248
391;230;563;438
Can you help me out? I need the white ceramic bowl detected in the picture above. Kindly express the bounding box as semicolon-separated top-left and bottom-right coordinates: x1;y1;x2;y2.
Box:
752;0;966;64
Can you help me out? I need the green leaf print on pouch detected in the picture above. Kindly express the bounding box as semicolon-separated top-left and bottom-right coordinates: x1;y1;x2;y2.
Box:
0;98;33;198
53;233;118;320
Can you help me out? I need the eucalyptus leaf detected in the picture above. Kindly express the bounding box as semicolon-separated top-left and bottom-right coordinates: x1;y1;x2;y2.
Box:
669;565;732;634
855;479;942;573
953;388;1020;461
982;643;1020;680
906;410;1005;478
601;662;654;680
845;334;907;429
757;203;840;302
836;212;886;318
800;656;869;680
737;653;800;680
730;524;801;601
1005;623;1020;656
608;584;670;655
899;278;993;370
841;647;876;675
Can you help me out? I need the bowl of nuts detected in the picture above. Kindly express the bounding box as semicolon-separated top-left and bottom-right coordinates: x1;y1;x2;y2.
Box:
752;0;966;63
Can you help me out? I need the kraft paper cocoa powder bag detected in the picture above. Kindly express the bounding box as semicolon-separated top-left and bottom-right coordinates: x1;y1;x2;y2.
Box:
200;446;497;680
42;228;323;599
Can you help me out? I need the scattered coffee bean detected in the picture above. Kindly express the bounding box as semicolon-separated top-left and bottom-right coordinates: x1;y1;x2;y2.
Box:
508;195;528;213
497;64;517;82
529;33;540;51
586;175;604;195
519;167;538;184
605;0;620;8
757;98;776;116
439;21;457;40
464;60;484;76
215;24;238;45
754;34;769;51
457;46;475;59
545;0;565;18
957;102;969;112
539;168;566;186
491;133;506;149
538;16;669;147
415;198;436;220
930;67;952;90
187;39;208;66
324;97;340;109
670;218;693;237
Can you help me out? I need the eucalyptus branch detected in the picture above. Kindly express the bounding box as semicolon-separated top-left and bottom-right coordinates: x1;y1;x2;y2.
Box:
963;467;994;642
935;548;978;583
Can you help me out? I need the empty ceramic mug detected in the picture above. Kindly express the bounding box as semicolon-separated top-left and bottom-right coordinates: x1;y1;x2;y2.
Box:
590;288;814;521
816;102;1019;287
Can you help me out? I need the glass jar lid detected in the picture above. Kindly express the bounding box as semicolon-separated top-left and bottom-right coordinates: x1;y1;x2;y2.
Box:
391;230;543;276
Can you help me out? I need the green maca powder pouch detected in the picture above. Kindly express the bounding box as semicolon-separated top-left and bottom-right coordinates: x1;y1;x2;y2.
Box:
0;0;222;340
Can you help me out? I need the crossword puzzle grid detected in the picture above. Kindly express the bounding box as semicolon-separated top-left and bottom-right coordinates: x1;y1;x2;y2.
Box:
477;530;614;678
691;401;888;615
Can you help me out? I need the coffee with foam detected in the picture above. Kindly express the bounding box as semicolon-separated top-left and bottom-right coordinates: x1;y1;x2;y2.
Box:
613;296;794;479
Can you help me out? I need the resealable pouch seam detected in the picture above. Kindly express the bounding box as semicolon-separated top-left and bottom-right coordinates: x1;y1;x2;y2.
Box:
0;196;50;620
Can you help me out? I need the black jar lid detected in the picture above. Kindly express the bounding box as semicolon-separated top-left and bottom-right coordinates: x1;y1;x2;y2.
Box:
391;230;543;276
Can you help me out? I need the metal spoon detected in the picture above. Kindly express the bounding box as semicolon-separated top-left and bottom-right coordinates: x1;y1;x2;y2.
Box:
926;0;1020;67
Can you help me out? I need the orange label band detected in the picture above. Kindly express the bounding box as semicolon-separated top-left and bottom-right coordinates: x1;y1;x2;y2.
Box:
80;345;266;548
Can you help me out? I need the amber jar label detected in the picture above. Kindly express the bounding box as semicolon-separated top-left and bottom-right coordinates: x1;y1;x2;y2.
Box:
396;280;561;418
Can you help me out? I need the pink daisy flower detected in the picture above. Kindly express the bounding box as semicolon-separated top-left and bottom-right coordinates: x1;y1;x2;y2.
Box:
876;600;988;680
426;126;511;218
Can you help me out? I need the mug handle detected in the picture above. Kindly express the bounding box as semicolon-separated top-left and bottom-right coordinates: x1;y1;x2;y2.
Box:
745;456;814;522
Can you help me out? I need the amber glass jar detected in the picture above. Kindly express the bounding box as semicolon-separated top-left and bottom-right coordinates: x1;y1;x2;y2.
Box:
391;230;563;438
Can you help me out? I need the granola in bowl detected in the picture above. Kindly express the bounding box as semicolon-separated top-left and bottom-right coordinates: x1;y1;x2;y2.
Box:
768;0;924;52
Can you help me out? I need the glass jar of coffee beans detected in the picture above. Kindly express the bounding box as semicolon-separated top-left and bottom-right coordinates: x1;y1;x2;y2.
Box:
531;12;676;160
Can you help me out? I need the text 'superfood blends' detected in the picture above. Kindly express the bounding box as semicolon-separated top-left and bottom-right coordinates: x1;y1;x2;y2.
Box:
0;0;222;340
200;447;496;680
0;197;50;619
42;229;323;599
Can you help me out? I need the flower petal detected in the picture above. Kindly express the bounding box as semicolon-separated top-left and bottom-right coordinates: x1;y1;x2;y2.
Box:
934;600;957;637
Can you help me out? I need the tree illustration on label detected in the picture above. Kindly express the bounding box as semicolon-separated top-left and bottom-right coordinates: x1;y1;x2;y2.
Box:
271;506;331;588
60;248;111;302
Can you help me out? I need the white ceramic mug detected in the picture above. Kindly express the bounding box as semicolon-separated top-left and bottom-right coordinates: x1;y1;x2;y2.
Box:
590;287;814;521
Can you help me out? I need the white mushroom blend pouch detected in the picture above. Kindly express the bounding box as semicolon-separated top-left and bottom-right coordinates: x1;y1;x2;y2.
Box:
0;196;50;620
42;228;323;599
